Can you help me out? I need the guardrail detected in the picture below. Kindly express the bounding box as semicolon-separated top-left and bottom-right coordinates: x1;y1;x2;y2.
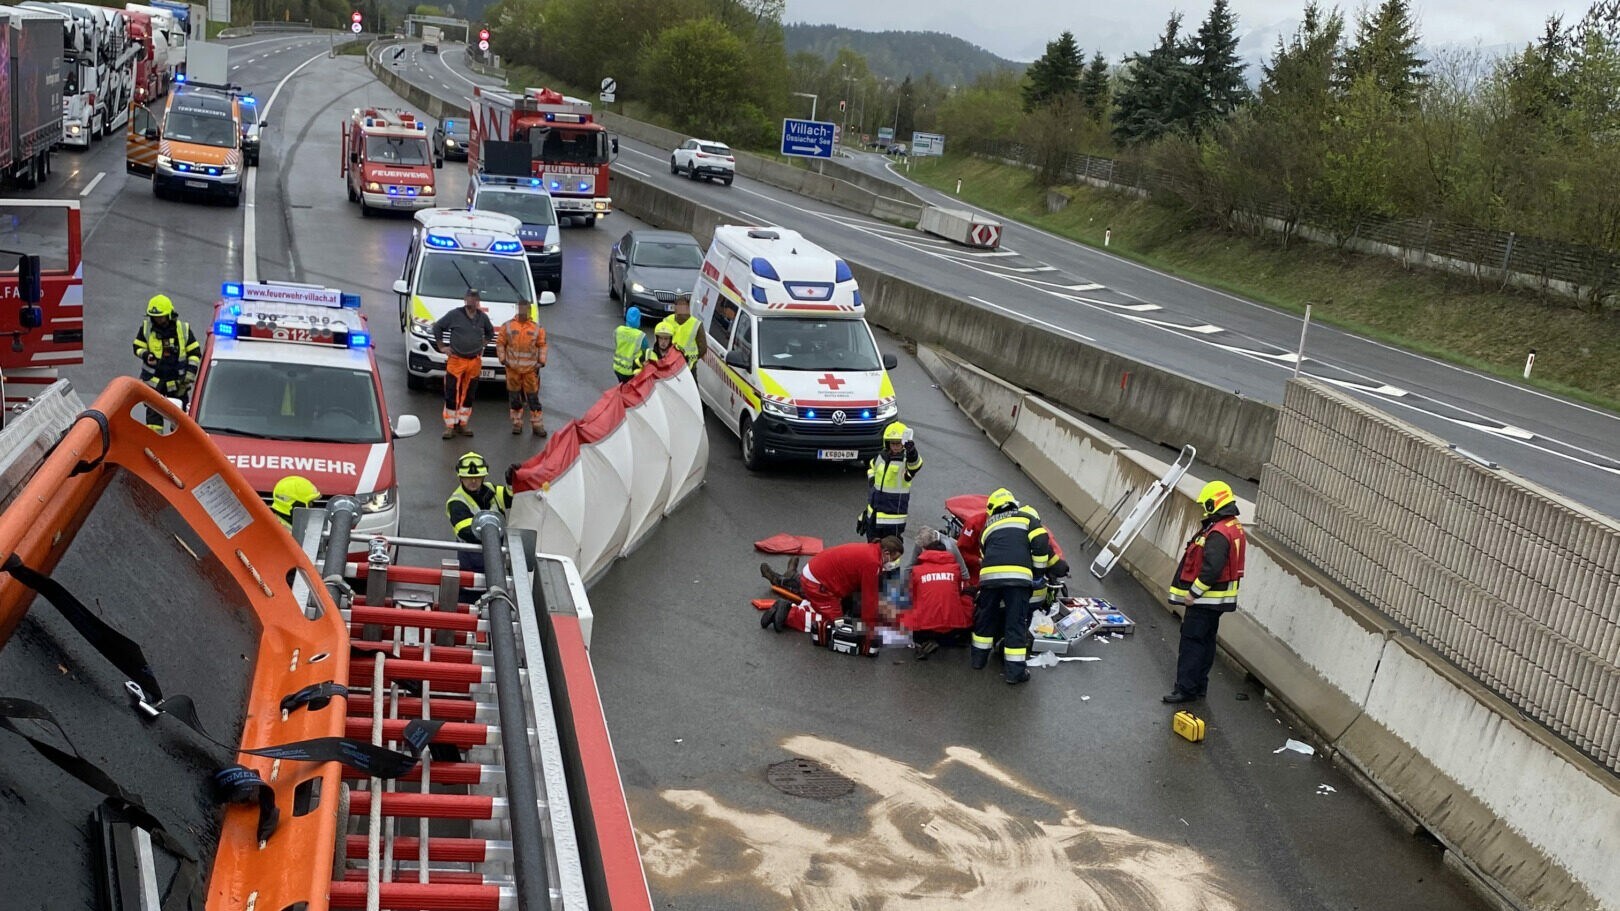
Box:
250;19;313;31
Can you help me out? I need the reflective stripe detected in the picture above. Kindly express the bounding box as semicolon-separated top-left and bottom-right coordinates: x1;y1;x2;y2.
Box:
1004;648;1027;661
498;320;545;371
971;634;994;647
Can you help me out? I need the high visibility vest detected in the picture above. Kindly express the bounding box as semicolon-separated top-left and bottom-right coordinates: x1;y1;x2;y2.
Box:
446;483;511;543
866;448;921;526
1169;516;1246;607
613;325;646;375
977;508;1052;587
133;318;200;378
658;315;700;361
498;319;546;372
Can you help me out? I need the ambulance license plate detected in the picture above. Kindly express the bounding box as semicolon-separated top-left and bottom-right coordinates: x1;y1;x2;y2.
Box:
818;449;858;460
184;180;208;189
480;369;496;379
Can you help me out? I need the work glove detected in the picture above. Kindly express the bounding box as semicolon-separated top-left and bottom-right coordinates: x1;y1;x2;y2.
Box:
144;354;157;367
504;463;519;487
1047;558;1071;580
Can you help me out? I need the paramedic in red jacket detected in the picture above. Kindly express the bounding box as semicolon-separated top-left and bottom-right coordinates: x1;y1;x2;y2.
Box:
901;528;974;658
760;537;904;633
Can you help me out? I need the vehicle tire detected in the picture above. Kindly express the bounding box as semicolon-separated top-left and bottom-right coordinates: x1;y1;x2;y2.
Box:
152;180;165;200
227;188;242;208
360;200;373;217
688;164;701;181
608;274;619;300
669;157;678;174
740;415;764;471
585;216;598;227
406;372;426;391
722;177;733;186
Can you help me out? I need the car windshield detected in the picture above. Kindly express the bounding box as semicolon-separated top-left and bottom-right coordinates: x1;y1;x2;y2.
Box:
418;250;533;303
366;135;431;165
195;360;385;444
164;110;237;147
527;125;608;164
632;240;702;269
756;317;882;371
699;143;730;155
476;190;557;226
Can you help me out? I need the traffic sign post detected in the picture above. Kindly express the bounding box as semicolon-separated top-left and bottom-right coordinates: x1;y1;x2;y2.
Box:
600;76;617;104
350;21;361;33
478;39;489;50
780;118;835;159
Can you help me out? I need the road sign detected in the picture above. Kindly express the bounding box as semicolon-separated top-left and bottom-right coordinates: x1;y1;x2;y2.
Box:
599;92;615;103
350;10;361;21
350;21;361;32
910;131;945;157
601;76;617;94
479;27;489;40
833;124;842;147
780;118;835;159
970;223;1001;248
478;39;489;50
877;126;894;143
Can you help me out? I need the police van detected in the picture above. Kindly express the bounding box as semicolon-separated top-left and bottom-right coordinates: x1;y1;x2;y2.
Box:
692;225;899;470
190;280;422;548
393;208;555;389
466;172;563;294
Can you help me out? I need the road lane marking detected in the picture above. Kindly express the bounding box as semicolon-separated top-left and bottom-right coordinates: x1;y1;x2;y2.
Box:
616;163;649;178
79;172;104;197
971;296;1094;342
243;48;329;283
439;48;483;88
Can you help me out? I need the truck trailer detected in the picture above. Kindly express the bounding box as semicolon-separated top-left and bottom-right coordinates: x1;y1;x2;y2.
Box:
0;7;64;186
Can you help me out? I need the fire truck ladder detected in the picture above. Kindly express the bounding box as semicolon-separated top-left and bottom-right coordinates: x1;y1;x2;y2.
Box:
293;502;603;911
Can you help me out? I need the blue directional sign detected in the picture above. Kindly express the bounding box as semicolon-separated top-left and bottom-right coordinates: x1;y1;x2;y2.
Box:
780;118;836;159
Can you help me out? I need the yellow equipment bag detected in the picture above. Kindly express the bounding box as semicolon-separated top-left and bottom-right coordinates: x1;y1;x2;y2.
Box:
1172;710;1206;743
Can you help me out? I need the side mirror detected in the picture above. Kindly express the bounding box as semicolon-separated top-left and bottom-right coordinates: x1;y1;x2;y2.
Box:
393;414;421;438
612;251;626;263
538;291;557;305
144;128;158;140
349;152;359;164
611;137;620;154
881;352;898;370
392;279;409;295
724;349;750;370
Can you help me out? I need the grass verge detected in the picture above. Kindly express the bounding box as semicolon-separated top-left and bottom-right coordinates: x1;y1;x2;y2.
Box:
907;155;1620;411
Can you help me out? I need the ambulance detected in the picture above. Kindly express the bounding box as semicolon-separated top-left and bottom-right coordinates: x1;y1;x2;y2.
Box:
692;225;899;470
393;208;554;389
189;280;422;548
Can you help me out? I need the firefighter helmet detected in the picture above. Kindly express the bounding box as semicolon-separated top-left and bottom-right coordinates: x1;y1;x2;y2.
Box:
986;488;1018;513
270;476;321;519
883;422;908;443
1197;480;1235;516
457;452;491;478
146;294;176;318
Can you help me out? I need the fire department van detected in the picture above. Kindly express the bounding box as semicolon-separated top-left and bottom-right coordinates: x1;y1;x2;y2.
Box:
189;280;422;545
393;208;554;388
692;225;899;470
341;107;441;215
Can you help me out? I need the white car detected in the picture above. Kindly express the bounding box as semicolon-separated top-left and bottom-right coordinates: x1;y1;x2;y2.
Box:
671;138;735;185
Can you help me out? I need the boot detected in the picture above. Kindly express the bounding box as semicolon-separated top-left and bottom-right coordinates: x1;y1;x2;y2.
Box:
533;419;548;438
442;426;456;439
770;599;791;632
760;598;783;630
970;647;990;671
759;562;783;587
512;423;523;435
458;424;474;437
1004;662;1030;685
784;555;802;578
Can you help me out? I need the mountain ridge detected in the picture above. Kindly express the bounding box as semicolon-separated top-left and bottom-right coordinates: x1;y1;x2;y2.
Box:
785;22;1023;85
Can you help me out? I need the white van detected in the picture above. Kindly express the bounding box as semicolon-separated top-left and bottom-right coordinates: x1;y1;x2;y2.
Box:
692;225;898;469
393;208;553;389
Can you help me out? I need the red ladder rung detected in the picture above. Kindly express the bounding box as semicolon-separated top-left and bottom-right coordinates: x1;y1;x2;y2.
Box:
350;605;481;632
351;643;479;664
345;694;485;722
341;869;488;885
340;760;489;785
346;658;490;689
344;835;506;863
344;717;492;748
327;880;510;911
347;790;499;820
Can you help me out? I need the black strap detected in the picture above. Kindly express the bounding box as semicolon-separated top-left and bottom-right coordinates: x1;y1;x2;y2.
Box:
68;409;111;476
2;555;164;701
210;765;280;844
280;681;349;715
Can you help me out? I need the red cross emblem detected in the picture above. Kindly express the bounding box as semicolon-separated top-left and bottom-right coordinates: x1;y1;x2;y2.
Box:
816;373;846;390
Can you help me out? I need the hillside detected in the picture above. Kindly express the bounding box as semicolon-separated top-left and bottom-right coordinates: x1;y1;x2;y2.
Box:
785;23;1022;85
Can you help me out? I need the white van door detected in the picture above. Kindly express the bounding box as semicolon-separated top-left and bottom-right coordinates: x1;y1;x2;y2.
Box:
698;294;740;426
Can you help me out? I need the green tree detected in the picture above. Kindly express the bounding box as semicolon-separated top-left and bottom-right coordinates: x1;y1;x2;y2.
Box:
1077;51;1110;119
1022;30;1084;111
894;75;916;138
1187;0;1248;129
1318;72;1400;244
1112;13;1195;144
1253;2;1345;243
484;0;545;68
1338;0;1427;107
934;68;1024;151
640;17;768;141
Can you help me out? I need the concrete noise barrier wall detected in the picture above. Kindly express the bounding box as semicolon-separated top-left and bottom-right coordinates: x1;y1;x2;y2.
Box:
506;352;706;587
925;346;1618;911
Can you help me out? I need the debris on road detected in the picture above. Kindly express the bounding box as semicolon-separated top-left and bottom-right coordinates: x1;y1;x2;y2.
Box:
1274;739;1315;756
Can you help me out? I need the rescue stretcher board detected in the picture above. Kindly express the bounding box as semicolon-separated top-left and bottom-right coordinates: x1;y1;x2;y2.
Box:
1090;444;1196;579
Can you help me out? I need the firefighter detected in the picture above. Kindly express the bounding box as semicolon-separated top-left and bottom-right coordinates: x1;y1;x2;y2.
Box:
1163;480;1247;705
496;299;547;436
861;422;922;541
655;295;706;368
759;536;904;641
445;452;511;573
613;306;650;384
433;290;495;438
270;476;321;532
647;323;676;365
132;294;201;428
901;527;974;659
971;488;1052;685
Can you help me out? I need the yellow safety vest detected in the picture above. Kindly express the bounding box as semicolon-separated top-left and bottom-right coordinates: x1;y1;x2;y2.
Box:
658;315;700;361
613;325;646;375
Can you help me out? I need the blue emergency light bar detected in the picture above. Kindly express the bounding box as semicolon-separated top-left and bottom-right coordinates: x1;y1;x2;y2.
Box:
213;319;236;337
175;73;185;83
426;234;458;249
576;181;589;192
241;95;256;104
490;240;523;254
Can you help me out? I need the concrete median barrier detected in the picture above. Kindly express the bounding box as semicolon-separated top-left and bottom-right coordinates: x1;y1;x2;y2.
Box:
914;346;1023;446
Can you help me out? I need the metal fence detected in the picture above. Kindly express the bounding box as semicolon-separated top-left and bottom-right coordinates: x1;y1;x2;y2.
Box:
976;139;1620;309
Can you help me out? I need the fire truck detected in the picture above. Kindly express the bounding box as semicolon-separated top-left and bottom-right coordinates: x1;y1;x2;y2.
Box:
190;280;422;553
468;86;616;226
0;199;84;411
341;107;441;216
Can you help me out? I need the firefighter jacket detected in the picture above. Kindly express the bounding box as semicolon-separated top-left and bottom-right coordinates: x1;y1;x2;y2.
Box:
446;483;512;544
977;505;1052;588
866;444;922;528
133;318;201;391
1169;504;1246;610
902;547;973;633
959;505;1064;585
497;319;547;373
801;541;885;620
613;325;649;375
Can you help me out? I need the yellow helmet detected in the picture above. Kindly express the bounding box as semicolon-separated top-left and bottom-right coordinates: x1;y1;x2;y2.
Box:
1197;480;1236;516
457;452;490;478
883;422;908;443
986;488;1018;513
146;294;176;318
271;476;321;519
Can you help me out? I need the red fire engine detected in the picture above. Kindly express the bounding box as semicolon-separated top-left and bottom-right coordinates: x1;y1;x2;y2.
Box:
468;86;616;226
0;199;84;410
340;107;441;216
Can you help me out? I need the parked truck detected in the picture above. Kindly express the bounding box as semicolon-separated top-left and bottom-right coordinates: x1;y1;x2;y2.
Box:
468;85;616;226
0;7;65;186
19;1;136;148
148;0;200;40
125;3;183;76
420;24;440;53
119;7;169;102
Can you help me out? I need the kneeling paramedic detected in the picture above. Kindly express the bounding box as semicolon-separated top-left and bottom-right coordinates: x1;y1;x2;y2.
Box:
759;537;904;651
445;452;511;574
901;527;974;659
972;488;1052;685
1163;480;1247;705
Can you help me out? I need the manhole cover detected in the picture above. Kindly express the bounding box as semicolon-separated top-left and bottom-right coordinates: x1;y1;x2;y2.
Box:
766;758;854;800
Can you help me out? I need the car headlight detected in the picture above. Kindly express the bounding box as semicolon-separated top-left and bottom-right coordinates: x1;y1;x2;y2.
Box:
156;153;171;166
410;316;435;336
222;163;238;175
445;138;459;148
543;243;560;254
874;400;898;421
358;488;396;513
68;124;83;135
365;181;382;192
594;200;607;210
423;184;434;195
762;399;798;418
630;282;646;293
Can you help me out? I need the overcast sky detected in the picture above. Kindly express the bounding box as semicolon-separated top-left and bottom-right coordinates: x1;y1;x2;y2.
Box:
783;0;1563;62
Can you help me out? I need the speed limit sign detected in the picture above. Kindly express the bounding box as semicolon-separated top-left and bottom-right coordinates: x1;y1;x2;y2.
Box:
350;21;361;32
478;39;489;50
